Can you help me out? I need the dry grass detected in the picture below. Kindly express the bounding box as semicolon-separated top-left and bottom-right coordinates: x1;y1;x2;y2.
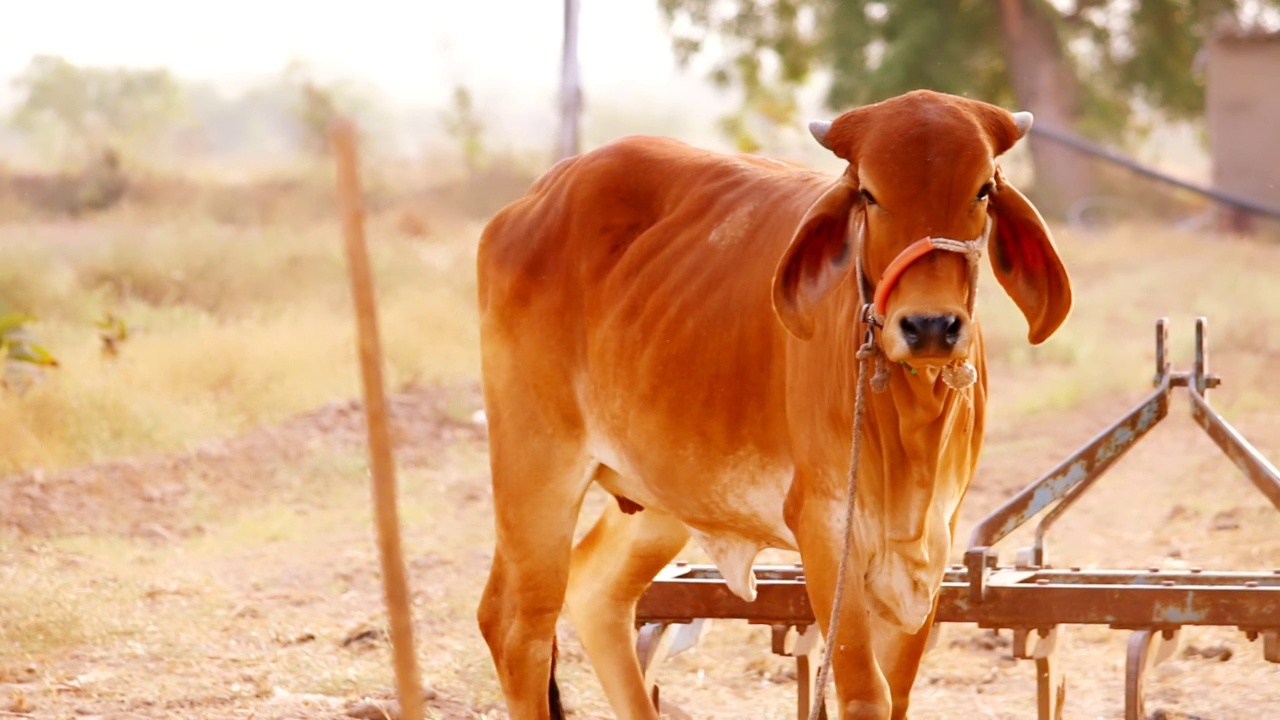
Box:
0;442;495;715
0;211;481;474
6;203;1274;477
7;212;1276;477
979;223;1280;428
3;194;1280;718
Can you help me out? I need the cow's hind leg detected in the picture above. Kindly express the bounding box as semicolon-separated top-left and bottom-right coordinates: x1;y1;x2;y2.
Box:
566;477;689;720
477;417;592;720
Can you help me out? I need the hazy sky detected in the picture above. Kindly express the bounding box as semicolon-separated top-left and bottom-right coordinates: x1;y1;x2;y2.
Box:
3;0;757;151
0;1;1211;171
3;1;688;105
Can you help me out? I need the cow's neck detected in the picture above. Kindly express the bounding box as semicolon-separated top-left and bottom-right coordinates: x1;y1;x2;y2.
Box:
787;286;988;615
855;345;985;627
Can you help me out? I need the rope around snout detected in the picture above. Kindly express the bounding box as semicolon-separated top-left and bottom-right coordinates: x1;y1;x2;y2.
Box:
931;227;987;391
806;218;990;719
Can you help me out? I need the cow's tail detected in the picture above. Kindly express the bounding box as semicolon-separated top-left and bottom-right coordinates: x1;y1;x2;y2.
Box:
549;634;565;720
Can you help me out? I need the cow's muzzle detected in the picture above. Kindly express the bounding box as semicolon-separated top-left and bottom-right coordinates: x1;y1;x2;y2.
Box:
856;218;989;389
869;219;990;324
898;313;965;356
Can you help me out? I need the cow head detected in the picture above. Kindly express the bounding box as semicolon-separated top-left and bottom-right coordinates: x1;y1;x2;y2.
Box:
771;90;1072;359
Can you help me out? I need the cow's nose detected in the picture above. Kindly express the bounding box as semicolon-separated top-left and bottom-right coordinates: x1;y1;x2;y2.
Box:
899;314;963;355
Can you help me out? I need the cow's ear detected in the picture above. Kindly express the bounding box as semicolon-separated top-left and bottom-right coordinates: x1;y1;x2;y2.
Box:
988;171;1073;344
772;179;859;340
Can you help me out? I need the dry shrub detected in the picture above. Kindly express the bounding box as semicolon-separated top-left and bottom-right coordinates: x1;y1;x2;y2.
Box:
431;160;538;219
979;222;1280;422
0;150;128;220
0;213;480;474
69;223;350;315
0;542;138;653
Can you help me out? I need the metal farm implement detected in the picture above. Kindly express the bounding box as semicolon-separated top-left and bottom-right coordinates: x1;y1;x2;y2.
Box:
635;318;1280;719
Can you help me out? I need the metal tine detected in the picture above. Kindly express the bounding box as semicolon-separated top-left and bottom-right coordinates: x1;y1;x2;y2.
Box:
1185;318;1280;511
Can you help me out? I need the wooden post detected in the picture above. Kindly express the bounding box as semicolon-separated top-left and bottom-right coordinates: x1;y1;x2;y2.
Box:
331;118;424;720
556;0;582;160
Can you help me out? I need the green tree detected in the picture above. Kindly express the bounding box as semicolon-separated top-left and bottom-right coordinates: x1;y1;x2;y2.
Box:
441;86;486;177
296;80;341;156
0;312;58;393
279;60;384;158
659;0;1279;216
9;55;186;162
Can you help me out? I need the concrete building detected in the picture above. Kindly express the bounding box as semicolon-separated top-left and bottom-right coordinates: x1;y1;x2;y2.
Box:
1205;21;1280;233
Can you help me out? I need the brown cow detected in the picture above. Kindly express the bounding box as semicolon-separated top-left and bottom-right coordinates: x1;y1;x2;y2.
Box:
476;89;1071;719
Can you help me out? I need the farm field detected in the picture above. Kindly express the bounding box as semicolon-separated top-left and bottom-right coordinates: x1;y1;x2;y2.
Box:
2;201;1280;719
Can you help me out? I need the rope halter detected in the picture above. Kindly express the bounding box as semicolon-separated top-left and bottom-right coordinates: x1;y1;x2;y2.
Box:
810;212;993;720
855;215;992;393
810;213;992;720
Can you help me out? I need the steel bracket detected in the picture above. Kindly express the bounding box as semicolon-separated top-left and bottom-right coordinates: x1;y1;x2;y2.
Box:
1262;628;1280;663
635;318;1280;720
965;317;1279;585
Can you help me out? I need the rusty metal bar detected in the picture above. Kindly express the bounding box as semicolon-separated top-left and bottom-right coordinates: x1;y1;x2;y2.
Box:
1188;390;1280;512
1184;317;1280;512
1009;625;1062;720
796;653;823;720
637;563;1280;719
1035;655;1062;720
1122;628;1179;720
942;570;1280;629
638;564;1280;630
1029;319;1173;566
637;565;816;624
1193;316;1213;395
1030;123;1280;220
967;375;1171;553
636;317;1280;718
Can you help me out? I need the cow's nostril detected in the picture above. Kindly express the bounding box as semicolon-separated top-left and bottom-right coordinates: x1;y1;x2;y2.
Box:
899;317;922;342
899;314;962;353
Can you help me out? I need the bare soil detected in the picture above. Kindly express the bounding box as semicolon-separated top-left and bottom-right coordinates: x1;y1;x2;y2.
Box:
3;376;1279;719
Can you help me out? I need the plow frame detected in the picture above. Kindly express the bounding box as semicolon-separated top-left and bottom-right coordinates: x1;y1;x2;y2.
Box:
635;318;1280;719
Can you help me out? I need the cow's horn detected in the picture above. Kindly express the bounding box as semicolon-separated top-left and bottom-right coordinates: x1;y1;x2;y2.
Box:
808;120;834;149
1012;111;1034;139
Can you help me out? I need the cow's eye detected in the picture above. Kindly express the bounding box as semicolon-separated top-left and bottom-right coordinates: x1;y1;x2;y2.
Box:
860;189;878;206
976;183;994;201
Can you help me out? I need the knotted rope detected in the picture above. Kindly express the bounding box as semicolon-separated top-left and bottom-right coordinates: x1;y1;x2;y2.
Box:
806;215;991;720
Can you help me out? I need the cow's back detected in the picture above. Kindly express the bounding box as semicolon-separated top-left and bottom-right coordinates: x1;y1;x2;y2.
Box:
478;136;826;531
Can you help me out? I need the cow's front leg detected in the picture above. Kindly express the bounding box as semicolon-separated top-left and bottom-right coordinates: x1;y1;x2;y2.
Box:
788;485;890;720
871;512;964;719
871;605;939;720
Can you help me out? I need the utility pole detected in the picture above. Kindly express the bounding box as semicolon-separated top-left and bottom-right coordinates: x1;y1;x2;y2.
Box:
556;0;582;160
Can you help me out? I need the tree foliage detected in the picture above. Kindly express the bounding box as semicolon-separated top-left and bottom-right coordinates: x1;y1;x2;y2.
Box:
659;0;1279;145
441;86;486;176
279;60;384;158
9;55;186;161
0;312;58;394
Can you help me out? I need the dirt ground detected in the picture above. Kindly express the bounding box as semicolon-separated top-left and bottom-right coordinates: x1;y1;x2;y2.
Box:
3;359;1279;720
2;366;1280;712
